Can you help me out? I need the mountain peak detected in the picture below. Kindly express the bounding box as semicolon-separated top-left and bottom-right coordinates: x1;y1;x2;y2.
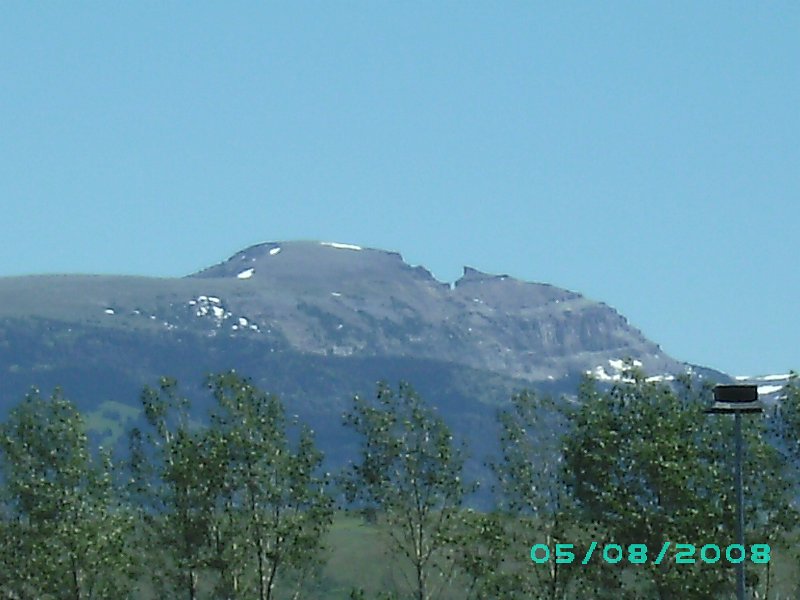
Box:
188;240;440;286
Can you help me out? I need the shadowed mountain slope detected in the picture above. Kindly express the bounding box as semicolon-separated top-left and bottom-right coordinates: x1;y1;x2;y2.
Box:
0;241;728;485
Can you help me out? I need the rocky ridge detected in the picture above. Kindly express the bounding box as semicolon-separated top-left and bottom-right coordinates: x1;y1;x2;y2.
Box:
183;240;686;383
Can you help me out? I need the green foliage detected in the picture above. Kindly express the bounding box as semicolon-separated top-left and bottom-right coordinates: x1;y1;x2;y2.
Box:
127;372;334;600
0;369;797;598
447;508;524;598
495;391;569;516
342;381;467;600
485;390;593;598
0;388;135;599
767;372;800;579
128;377;220;599
562;368;791;598
772;372;800;483
206;371;334;600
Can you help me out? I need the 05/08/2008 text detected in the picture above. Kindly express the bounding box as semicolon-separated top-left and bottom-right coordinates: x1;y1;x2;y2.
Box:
529;542;770;565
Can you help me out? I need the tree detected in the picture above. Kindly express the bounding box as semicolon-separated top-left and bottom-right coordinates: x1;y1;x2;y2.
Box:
128;373;333;599
128;377;219;600
563;369;790;599
485;390;591;599
0;388;135;599
766;371;800;595
447;508;521;599
342;381;467;600
771;372;800;491
206;371;333;600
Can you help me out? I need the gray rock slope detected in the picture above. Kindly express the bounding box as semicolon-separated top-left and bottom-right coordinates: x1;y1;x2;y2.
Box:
187;240;685;382
0;240;726;486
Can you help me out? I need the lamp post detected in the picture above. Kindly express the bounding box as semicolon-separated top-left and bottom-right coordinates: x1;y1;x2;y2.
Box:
704;384;762;600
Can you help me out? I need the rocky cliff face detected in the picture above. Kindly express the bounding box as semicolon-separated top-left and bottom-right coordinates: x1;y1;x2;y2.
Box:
185;240;684;382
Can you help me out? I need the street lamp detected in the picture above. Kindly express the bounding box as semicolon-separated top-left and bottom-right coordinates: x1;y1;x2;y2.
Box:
705;384;762;600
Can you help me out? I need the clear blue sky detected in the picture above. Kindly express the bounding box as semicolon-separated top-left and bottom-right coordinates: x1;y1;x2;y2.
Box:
1;3;797;377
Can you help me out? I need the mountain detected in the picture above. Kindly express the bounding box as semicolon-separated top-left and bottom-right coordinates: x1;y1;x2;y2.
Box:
0;240;730;482
190;240;693;380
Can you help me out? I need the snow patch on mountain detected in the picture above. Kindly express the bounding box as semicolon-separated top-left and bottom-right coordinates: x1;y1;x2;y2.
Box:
320;242;362;250
586;358;681;385
608;358;642;371
192;296;227;321
188;295;258;332
758;384;784;395
645;374;676;383
587;358;644;381
735;373;791;382
237;268;255;279
756;374;791;381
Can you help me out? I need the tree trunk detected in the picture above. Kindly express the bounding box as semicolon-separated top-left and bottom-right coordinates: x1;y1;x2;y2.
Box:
188;568;197;600
71;555;82;600
416;559;427;600
266;559;280;600
256;534;266;600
